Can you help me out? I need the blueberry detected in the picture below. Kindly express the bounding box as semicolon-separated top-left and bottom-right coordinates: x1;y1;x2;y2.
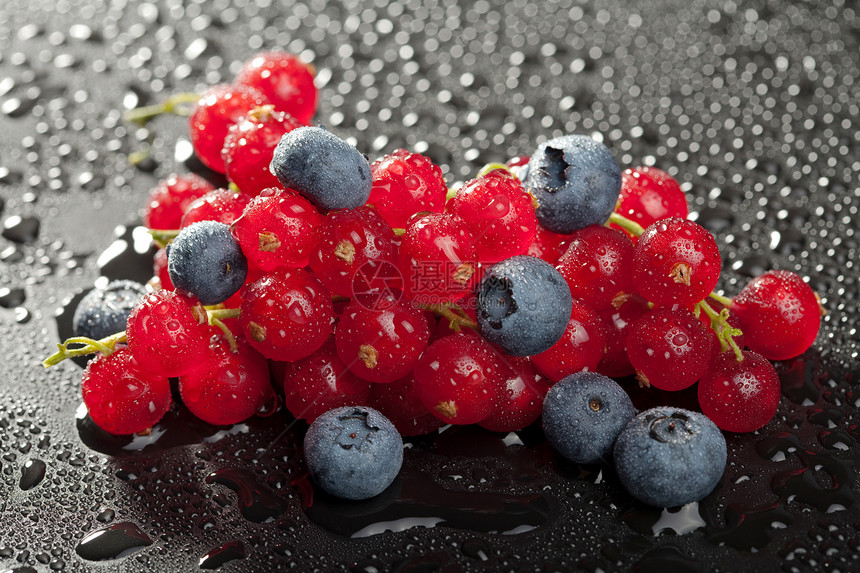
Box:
270;126;371;211
525;135;622;233
303;406;403;500
476;255;571;356
73;280;147;340
542;372;636;464
613;407;727;507
167;221;247;306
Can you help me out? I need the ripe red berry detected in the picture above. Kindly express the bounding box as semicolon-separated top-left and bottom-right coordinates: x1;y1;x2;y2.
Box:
525;223;572;266
153;247;174;291
179;187;251;229
530;300;606;383
82;347;172;435
479;357;550;432
144;173;216;230
632;217;721;308
222;106;303;195
235;51;317;124
612;166;688;239
369;374;445;436
697;350;781;433
595;295;650;378
731;270;821;360
368;149;448;229
238;268;333;362
556;225;634;310
189;84;268;173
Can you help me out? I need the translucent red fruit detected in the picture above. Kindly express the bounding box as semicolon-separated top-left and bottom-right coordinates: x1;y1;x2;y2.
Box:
530;301;607;383
369;374;445;436
446;168;537;263
525;223;572;266
697;350;781;433
238;268;334;362
632;217;721;308
125;290;210;378
82;347;172;435
368;149;448;229
179;187;251;229
479;357;551;433
612;166;688;239
144;173;216;230
235;51;317;125
189;84;269;173
595;295;650;378
179;333;274;426
556;225;634;310
153;247;174;290
222;106;303;196
731;270;821;360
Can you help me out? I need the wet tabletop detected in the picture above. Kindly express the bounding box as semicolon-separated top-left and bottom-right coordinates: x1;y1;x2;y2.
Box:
0;0;858;571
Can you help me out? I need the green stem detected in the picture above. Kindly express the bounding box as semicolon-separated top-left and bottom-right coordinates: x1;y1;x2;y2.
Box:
418;303;478;331
697;299;744;362
123;92;200;125
392;228;406;237
445;187;459;201
149;228;180;248
206;308;240;322
607;212;645;237
708;291;733;308
209;317;238;352
43;331;127;368
476;162;514;178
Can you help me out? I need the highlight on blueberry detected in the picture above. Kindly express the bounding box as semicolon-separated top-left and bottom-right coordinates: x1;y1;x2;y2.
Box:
73;280;148;340
270;126;372;211
525;134;622;233
613;407;727;508
167;220;248;306
303;405;404;500
475;255;572;356
542;372;636;464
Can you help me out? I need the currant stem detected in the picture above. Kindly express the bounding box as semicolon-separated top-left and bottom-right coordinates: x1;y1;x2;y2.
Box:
209;317;238;352
607;212;645;237
149;228;180;248
476;162;514;178
708;291;733;308
392;228;406;237
42;331;127;368
206;308;240;322
123;92;200;125
418;303;478;331
697;299;744;362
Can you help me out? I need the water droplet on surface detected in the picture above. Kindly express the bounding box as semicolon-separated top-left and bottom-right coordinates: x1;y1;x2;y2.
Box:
19;459;46;490
74;523;152;561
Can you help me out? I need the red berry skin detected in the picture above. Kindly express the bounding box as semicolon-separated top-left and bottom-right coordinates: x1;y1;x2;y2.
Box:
82;347;172;435
179;187;251;229
413;333;502;425
556;225;634;310
447;169;537;263
595;295;650;378
282;338;371;423
222;106;303;196
309;207;397;297
368;149;448;229
369;374;445;436
189;84;269;173
632;217;721;308
125;290;210;378
238;268;334;362
525;223;572;266
479;357;550;432
612;167;688;239
731;270;821;360
230;187;322;273
153;247;175;290
179;333;274;426
235;51;317;124
335;298;430;383
530;301;607;383
698;350;781;433
144;173;215;230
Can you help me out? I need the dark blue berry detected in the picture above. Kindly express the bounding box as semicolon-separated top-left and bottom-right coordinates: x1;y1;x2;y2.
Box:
476;255;571;356
270;126;371;211
167;221;247;306
525;135;621;233
542;372;636;464
73;280;147;340
613;407;727;507
303;406;403;500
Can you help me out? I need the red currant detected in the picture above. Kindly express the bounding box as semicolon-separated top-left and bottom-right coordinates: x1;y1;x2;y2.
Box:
369;374;445;436
179;187;251;229
479;356;550;432
525;223;572;266
143;173;215;230
530;300;606;383
556;225;634;310
697;350;780;432
153;247;174;291
368;149;447;229
235;51;317;124
595;294;649;378
612;166;688;239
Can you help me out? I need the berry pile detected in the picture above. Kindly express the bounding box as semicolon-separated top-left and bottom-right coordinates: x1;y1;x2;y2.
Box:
44;50;824;505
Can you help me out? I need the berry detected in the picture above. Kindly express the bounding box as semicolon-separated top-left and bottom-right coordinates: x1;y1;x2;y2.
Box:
73;280;147;340
697;350;781;433
167;221;248;306
303;406;403;500
479;357;550;433
238;268;333;362
179;333;274;426
270;126;372;211
446;169;537;263
179;187;251;229
614;407;727;507
235;51;317;124
153;247;174;290
413;333;502;425
525;223;572;266
189;84;269;173
335;298;430;384
144;173;215;230
556;225;634;310
505;154;531;180
632;217;721;308
230;187;322;273
82;347;172;435
612;167;688;238
125;290;210;378
530;300;606;383
542;372;636;464
731;270;821;360
222;106;303;195
368;149;448;229
369;374;445;436
525;135;621;233
595;295;650;378
476;255;572;357
625;306;713;391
